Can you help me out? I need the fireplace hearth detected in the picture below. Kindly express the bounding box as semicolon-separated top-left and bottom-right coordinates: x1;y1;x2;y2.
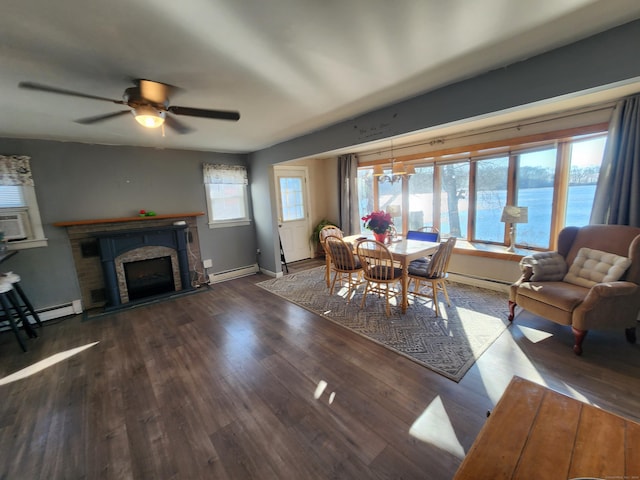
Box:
124;256;175;301
96;224;194;309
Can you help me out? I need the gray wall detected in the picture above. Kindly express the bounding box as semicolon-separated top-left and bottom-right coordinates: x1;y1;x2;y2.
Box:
0;138;253;309
250;19;640;273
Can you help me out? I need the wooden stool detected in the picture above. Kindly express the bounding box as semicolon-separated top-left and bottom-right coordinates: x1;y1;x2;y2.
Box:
0;280;38;352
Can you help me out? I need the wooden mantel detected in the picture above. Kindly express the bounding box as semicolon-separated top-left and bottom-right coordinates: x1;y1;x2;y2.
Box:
53;212;205;227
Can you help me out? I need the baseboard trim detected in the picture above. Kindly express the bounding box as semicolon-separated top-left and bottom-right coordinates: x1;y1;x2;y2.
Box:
448;273;511;293
0;299;83;332
209;264;260;283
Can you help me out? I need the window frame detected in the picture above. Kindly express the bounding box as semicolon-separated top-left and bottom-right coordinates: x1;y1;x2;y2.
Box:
0;175;47;250
357;124;608;251
203;164;251;229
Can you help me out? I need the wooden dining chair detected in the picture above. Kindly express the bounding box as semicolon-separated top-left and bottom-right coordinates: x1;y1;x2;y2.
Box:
324;235;363;301
318;225;343;287
407;237;457;316
356;240;403;316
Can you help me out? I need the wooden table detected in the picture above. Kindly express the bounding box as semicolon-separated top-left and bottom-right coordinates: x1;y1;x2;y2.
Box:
453;376;640;479
344;235;440;313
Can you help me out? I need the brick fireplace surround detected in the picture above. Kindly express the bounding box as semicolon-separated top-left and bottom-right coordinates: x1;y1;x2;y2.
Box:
55;213;205;312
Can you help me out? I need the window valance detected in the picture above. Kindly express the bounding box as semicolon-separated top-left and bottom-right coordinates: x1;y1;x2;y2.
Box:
203;163;248;185
0;155;34;186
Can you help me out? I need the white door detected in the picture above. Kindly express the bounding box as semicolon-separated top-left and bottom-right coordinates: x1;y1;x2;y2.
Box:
274;166;311;263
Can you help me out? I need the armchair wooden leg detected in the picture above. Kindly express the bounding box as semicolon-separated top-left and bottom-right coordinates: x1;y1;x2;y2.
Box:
571;327;588;356
508;301;516;322
625;327;637;344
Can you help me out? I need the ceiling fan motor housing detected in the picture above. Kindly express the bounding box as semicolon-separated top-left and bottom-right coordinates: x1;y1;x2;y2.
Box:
123;86;169;111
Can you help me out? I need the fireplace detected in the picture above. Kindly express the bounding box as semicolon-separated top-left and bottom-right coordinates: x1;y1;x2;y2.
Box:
95;224;194;309
124;256;175;301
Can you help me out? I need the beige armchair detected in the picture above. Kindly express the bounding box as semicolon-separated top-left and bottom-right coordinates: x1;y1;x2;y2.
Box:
509;225;640;355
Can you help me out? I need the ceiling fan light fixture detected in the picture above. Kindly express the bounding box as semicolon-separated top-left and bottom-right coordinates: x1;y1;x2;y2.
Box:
132;106;165;128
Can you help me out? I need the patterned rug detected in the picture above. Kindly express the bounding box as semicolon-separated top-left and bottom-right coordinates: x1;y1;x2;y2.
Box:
257;266;510;382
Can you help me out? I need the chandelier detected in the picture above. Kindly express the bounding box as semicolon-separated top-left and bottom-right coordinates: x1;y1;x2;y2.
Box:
373;141;415;183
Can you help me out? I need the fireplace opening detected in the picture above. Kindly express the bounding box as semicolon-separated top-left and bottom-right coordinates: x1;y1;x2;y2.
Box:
124;256;175;301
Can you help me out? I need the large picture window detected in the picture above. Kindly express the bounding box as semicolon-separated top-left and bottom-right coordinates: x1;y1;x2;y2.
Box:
357;128;607;251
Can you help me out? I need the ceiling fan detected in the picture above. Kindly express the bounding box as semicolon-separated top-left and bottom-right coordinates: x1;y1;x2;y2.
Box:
18;79;240;134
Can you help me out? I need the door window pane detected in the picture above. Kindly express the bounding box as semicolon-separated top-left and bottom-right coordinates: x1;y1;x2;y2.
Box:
516;147;557;248
408;165;434;231
440;163;469;238
279;177;304;221
565;136;606;227
474;156;509;242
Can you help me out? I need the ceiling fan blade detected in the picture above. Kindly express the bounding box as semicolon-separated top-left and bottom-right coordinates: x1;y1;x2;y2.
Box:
137;79;175;105
19;81;125;104
75;110;131;125
164;115;193;134
168;105;240;121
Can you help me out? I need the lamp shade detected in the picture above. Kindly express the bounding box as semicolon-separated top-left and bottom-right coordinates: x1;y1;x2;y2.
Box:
373;165;384;177
392;161;407;175
501;206;528;224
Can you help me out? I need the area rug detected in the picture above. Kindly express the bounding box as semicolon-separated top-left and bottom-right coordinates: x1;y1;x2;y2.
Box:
257;266;509;382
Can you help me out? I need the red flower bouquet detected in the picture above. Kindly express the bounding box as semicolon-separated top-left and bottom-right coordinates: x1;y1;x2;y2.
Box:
361;210;393;234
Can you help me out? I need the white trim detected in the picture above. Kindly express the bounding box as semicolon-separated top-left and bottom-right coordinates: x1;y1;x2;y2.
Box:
448;272;510;293
208;219;251;229
208;264;259;283
2;185;47;249
0;299;83;332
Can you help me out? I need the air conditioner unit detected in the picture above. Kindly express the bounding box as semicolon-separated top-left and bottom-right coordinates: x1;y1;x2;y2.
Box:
0;209;29;241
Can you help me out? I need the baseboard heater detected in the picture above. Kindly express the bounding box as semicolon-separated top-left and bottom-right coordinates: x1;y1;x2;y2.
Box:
448;272;511;293
208;264;259;284
0;299;82;332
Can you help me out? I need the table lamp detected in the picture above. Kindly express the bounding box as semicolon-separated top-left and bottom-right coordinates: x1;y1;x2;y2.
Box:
501;205;528;252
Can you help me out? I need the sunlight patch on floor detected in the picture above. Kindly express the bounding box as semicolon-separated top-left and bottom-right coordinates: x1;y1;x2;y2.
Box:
561;382;593;405
313;379;336;405
474;334;548;405
0;342;99;386
409;396;465;459
515;325;554;343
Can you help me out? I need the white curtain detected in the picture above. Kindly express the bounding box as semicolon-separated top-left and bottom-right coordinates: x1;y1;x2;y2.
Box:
0;155;34;186
203;163;248;184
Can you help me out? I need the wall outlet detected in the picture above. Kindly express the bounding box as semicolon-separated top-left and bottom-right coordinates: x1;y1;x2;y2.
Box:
256;248;261;255
203;259;213;269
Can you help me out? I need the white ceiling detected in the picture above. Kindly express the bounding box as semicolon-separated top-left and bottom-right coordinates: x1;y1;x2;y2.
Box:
2;0;640;154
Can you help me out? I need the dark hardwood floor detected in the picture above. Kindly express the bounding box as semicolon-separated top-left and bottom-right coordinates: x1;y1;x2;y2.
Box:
1;260;639;479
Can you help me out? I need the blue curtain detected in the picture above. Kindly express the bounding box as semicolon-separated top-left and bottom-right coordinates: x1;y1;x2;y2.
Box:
338;154;359;235
591;94;640;227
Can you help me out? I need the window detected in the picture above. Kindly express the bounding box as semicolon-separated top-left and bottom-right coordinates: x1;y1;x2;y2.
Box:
357;168;374;224
279;177;304;221
474;156;508;243
357;127;608;251
0;155;47;249
515;147;557;248
565;135;606;227
203;163;250;228
408;165;434;231
440;162;469;238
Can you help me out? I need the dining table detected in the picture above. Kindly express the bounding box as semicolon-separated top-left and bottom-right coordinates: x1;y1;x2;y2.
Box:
344;234;440;313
